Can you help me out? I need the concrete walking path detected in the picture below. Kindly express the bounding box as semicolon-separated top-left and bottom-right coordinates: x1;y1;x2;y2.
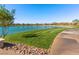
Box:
49;29;79;55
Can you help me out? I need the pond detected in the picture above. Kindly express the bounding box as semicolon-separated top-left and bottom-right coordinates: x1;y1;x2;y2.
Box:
0;25;63;36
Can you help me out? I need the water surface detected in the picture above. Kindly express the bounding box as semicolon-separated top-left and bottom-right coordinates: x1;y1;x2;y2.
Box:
0;25;63;36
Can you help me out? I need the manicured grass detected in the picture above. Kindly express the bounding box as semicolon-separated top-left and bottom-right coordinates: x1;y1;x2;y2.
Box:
5;28;67;49
72;25;79;28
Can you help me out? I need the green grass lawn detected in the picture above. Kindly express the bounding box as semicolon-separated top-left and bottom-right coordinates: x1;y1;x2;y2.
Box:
72;25;79;28
5;28;67;49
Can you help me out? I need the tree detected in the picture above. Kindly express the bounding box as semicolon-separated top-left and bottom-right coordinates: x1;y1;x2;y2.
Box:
0;5;15;37
72;19;79;23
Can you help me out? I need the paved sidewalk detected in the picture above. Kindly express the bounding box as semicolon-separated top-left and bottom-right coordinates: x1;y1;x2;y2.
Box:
49;29;79;55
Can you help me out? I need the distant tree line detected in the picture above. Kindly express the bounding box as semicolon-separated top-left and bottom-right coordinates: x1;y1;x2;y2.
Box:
0;19;79;27
5;19;79;26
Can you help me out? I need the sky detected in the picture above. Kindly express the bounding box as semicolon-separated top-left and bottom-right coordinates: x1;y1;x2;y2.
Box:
4;4;79;24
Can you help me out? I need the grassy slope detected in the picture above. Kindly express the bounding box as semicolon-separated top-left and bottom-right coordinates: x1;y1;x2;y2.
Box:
72;25;79;28
5;28;67;49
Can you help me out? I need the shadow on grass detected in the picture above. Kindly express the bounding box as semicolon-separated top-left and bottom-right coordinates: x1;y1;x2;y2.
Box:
4;42;15;48
23;33;39;38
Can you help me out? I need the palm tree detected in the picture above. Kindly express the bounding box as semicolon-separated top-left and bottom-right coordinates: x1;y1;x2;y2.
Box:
0;5;15;38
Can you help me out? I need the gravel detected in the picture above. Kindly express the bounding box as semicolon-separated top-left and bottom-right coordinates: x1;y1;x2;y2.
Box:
0;43;48;55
